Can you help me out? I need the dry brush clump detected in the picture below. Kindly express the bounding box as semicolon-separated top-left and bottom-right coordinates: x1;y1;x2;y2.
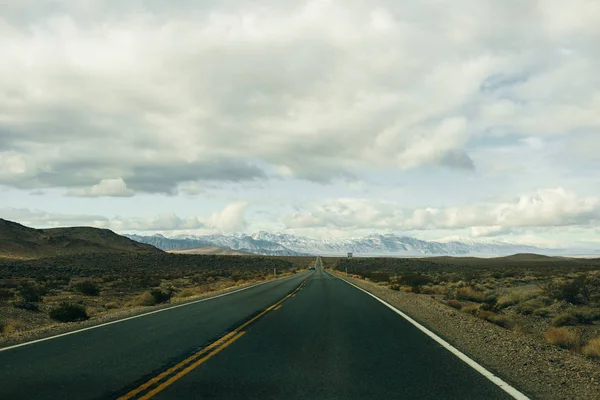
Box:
446;300;463;310
545;327;580;350
49;303;89;323
582;337;600;359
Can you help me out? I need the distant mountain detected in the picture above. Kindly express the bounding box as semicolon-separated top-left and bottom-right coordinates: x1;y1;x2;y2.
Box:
167;246;254;256
126;234;310;257
0;219;162;258
126;231;546;257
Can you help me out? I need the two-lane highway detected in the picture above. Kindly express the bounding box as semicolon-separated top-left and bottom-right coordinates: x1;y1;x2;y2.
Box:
0;272;310;399
1;259;521;399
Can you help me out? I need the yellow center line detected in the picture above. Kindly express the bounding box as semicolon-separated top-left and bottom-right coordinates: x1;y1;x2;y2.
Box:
117;331;238;400
139;332;246;400
119;276;309;399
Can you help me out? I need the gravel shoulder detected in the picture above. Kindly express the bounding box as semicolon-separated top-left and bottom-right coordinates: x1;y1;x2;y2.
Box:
333;271;600;400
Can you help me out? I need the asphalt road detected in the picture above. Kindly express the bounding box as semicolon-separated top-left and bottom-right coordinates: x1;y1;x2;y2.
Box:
1;260;516;400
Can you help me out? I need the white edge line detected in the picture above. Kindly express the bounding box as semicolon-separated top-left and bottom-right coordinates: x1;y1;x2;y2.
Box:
0;272;304;353
328;271;530;400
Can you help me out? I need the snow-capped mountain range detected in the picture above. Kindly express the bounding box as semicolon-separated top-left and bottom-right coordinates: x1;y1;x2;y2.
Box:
125;232;561;257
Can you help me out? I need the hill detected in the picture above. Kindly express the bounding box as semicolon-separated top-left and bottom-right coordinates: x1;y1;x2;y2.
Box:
167;246;253;256
0;218;162;258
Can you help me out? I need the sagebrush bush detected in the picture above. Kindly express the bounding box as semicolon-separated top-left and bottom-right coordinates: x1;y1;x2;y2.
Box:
545;327;580;349
388;284;400;291
552;313;578;327
49;303;89;322
0;288;13;301
543;276;595;304
12;301;39;311
446;300;463;310
456;287;486;302
582;337;600;359
487;314;516;329
571;308;600;324
73;280;100;296
130;292;155;306
17;282;44;302
150;288;172;304
2;320;25;334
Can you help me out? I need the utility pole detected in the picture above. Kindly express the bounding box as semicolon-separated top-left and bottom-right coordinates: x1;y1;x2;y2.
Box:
273;268;276;276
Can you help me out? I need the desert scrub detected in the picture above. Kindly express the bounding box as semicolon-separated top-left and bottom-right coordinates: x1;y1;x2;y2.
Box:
486;314;516;330
544;327;580;349
72;280;100;296
455;287;486;302
446;300;463;310
570;307;600;324
49;303;89;322
2;320;26;334
129;292;155;306
552;313;578;327
582;337;600;359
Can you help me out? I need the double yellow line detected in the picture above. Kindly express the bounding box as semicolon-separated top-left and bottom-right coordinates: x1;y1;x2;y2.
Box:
118;277;310;400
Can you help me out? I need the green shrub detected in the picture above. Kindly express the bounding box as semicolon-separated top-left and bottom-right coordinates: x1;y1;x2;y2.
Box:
73;280;100;296
544;276;592;304
49;303;89;322
150;288;172;304
571;308;600;324
0;289;13;302
17;282;44;303
552;313;578;327
12;301;39;311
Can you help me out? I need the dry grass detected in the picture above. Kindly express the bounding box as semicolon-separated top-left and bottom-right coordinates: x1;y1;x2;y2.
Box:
545;327;580;349
1;320;26;335
552;313;578;327
486;314;516;330
455;287;486;302
127;292;155;307
446;300;463;310
582;337;600;359
104;302;119;310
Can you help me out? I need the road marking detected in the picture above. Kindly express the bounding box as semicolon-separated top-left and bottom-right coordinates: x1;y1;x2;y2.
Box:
329;271;530;400
139;332;246;400
120;276;310;399
0;272;306;353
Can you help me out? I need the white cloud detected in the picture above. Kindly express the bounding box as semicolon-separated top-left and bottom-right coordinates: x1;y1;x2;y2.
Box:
206;202;248;233
283;188;600;234
2;1;598;192
67;178;134;197
0;202;248;233
1;1;599;247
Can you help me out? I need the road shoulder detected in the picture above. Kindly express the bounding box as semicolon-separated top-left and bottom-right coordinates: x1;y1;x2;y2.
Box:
330;271;600;400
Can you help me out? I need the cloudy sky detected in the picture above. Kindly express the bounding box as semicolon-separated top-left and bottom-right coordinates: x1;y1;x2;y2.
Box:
1;0;599;248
